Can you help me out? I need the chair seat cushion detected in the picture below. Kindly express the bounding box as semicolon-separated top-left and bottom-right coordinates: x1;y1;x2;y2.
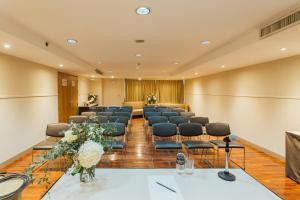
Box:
182;141;213;149
33;141;58;150
154;141;181;149
210;140;244;148
110;141;125;149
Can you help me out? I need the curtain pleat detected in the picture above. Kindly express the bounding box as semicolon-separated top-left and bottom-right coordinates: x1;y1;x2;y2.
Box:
125;79;184;103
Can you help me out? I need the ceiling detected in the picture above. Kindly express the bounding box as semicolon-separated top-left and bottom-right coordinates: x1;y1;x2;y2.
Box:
0;0;299;80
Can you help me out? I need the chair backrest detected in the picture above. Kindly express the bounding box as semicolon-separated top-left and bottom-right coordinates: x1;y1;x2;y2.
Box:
68;115;88;124
157;108;171;113
179;123;203;137
97;112;113;117
143;107;156;114
180;112;196;118
205;123;231;137
102;122;126;137
119;106;133;113
113;112;131;118
162;112;179;119
105;106;120;113
109;116;129;125
97;115;109;124
81;111;96;117
171;108;186;113
169;116;189;126
46;123;69;137
148;116;168;126
190;117;209;126
152;123;177;137
144;112;162;119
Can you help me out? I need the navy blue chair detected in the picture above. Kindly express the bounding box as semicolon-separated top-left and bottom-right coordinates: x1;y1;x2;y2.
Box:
105;106;120;113
97;112;113;117
171;108;186;114
144;112;162;120
143;107;157;117
180;112;196;119
109;116;129;126
152;123;181;150
190;117;209;127
162;112;179;120
97;115;109;124
169;116;189;126
206;123;245;169
119;106;133;113
113;112;131;118
157;108;171;113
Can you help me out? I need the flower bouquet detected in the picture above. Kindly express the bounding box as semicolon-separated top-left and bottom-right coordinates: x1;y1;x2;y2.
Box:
147;94;157;104
25;122;115;184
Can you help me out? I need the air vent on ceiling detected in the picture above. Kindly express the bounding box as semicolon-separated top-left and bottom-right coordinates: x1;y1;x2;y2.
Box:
260;9;300;38
95;68;103;75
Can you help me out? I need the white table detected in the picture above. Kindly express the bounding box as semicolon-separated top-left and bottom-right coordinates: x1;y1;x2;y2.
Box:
42;169;281;200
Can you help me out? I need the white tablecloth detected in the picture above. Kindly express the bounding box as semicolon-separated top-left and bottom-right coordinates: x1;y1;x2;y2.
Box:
42;169;280;200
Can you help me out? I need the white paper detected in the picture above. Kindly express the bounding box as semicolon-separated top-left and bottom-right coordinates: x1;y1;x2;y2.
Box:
148;175;184;200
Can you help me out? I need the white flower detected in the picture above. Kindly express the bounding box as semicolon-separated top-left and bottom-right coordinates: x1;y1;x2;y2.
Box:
77;141;104;168
62;130;78;143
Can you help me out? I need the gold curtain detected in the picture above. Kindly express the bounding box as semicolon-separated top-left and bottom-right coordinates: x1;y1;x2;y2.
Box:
125;79;184;103
156;80;184;103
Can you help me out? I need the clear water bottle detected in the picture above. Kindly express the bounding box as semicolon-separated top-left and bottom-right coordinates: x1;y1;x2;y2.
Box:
176;153;186;174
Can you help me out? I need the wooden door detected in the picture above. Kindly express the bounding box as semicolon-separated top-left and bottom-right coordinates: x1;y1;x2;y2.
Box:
58;72;78;122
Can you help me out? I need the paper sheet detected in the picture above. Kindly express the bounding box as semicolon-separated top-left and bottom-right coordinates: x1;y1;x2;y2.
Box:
148;175;184;200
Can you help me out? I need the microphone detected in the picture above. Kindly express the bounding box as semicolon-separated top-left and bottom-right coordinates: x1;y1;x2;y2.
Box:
218;135;236;182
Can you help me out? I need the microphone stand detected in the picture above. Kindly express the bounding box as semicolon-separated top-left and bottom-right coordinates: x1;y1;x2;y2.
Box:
218;136;236;181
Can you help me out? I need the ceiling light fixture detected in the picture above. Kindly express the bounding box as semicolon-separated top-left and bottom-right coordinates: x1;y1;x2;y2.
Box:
136;53;142;57
201;40;211;45
111;75;115;79
221;65;225;68
91;75;95;78
194;72;199;75
280;47;287;51
138;77;142;81
59;64;64;67
3;44;11;49
174;62;179;65
67;39;78;45
136;7;151;15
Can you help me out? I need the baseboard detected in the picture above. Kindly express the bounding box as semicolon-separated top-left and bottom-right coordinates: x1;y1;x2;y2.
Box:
237;137;285;161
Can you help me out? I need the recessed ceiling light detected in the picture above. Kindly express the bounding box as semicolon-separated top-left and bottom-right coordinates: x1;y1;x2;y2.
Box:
221;65;225;68
280;47;287;51
111;75;115;79
174;62;179;65
67;39;78;45
136;7;151;15
194;72;199;75
59;64;64;67
138;77;142;81
91;75;95;78
201;40;211;45
3;44;11;49
136;53;142;57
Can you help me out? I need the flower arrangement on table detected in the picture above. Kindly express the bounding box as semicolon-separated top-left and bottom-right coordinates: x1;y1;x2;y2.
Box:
146;94;157;104
25;122;115;184
85;93;98;106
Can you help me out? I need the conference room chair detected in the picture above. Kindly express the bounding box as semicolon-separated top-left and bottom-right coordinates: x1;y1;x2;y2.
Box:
152;123;182;163
32;123;69;168
205;123;246;170
102;122;127;162
97;112;114;117
162;112;179;120
81;111;97;117
119;106;133;114
68;115;88;124
113;111;132;129
169;116;189;127
157;107;171;113
147;116;168;141
109;116;130;133
143;107;157;118
171;108;186;114
144;111;162;130
97;115;109;124
180;112;196;119
190;116;210;134
105;106;120;113
179;123;214;167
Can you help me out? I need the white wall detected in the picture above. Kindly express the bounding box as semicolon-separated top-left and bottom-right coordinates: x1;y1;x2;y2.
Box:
90;79;103;105
78;76;91;106
0;53;58;164
102;78;125;106
185;55;300;157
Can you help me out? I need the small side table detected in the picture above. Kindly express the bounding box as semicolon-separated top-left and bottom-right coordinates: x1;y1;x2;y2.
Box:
286;131;300;183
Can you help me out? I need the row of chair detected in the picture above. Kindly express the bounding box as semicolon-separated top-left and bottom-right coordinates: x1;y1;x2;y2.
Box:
151;122;245;169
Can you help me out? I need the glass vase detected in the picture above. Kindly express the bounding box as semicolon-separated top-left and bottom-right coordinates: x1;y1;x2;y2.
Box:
80;166;96;183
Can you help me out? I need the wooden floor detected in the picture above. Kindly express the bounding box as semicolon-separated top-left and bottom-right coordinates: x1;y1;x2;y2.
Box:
1;118;300;200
